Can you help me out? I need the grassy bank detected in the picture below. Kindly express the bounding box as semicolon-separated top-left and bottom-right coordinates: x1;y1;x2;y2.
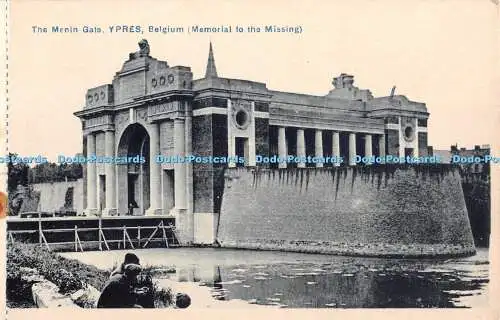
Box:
7;242;173;308
7;242;109;293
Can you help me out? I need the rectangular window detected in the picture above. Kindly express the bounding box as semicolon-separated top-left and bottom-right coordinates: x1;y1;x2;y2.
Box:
235;137;249;167
418;119;427;127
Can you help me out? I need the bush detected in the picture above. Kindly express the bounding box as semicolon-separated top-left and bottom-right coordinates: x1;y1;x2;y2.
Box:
7;242;175;308
6;266;34;303
7;242;109;294
153;286;173;308
137;266;174;307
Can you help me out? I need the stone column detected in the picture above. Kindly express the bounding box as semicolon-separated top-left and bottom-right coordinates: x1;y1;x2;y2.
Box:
248;102;256;166
278;126;287;168
398;116;404;158
103;130;117;216
332;131;340;167
296;128;306;168
379;134;386;159
184;102;194;242
174;118;187;210
85;133;97;216
349;132;356;166
365;134;372;165
146;123;162;216
414;118;419;157
227;99;236;168
315;129;323;168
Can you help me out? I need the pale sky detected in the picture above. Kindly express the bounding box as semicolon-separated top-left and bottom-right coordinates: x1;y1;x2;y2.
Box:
8;0;499;160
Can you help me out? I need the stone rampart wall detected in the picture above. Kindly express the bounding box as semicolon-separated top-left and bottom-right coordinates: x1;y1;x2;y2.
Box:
32;179;83;214
217;165;475;257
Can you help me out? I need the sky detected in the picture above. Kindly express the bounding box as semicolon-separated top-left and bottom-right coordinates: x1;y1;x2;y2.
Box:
8;0;499;160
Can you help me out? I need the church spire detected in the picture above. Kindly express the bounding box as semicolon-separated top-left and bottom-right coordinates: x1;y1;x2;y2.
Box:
205;42;218;78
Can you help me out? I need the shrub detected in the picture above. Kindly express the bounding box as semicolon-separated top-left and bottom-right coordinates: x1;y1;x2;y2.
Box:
153;285;173;308
138;266;174;307
7;242;109;294
7;242;175;308
6;265;34;303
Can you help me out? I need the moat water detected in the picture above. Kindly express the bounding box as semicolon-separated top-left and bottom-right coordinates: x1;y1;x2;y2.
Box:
61;247;489;308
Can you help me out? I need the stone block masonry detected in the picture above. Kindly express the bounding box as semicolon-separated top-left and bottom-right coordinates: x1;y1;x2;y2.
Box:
217;165;475;257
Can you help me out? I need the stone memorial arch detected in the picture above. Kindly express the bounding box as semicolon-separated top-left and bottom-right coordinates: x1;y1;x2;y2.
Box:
75;40;429;244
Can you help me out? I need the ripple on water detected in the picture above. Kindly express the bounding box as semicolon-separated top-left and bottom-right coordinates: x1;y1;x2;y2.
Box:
215;280;244;285
294;272;320;276
267;297;281;302
423;268;456;273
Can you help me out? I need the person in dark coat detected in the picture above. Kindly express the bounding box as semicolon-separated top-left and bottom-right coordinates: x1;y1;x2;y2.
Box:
97;264;142;308
133;273;155;308
110;253;140;277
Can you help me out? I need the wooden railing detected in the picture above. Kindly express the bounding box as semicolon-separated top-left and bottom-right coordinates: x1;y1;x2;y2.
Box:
7;219;179;252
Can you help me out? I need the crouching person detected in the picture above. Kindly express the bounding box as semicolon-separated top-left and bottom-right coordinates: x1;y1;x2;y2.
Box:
110;253;140;277
97;264;143;308
133;273;155;308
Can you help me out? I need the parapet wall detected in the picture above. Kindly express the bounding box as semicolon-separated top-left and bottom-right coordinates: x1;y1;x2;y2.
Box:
217;165;476;257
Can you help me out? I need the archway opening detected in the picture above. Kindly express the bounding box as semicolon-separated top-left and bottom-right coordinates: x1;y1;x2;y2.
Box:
117;124;150;215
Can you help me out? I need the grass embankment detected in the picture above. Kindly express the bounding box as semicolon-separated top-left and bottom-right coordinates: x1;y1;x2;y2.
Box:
7;242;173;308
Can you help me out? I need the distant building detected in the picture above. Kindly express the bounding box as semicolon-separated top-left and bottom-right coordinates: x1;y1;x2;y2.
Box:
451;144;491;176
432;149;452;164
450;144;491;247
451;144;490;156
432;144;490;169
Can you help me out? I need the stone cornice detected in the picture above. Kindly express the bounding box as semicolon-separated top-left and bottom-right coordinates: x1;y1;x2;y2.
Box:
194;87;272;100
368;109;430;119
74;90;194;117
74;106;115;119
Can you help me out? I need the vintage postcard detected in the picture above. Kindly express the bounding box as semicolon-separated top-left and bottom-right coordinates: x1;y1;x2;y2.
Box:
1;0;498;319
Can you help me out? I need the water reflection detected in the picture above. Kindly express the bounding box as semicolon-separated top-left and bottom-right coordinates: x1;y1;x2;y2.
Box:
157;253;489;308
60;247;489;308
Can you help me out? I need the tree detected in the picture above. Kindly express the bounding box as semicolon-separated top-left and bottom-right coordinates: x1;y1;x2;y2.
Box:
7;153;29;194
28;161;83;184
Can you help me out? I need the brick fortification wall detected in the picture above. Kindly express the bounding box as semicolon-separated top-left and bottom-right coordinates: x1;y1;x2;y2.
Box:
217;165;476;257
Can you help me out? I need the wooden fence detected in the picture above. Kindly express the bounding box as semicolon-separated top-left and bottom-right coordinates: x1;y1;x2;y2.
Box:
7;216;179;252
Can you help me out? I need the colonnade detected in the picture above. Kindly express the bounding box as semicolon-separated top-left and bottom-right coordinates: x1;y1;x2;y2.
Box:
276;126;386;168
85;122;386;216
